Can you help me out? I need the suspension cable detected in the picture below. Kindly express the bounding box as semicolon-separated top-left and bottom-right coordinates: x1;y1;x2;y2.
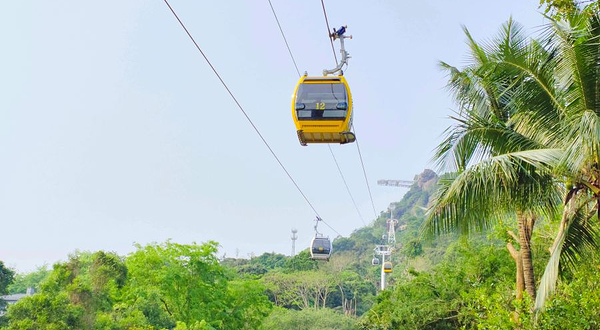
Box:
321;218;341;237
354;126;378;219
267;0;301;77
328;145;366;225
318;2;379;220
267;0;365;230
320;0;338;65
161;0;323;219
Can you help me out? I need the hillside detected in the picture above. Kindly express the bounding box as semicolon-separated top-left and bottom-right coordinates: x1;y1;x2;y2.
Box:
220;169;445;319
330;169;442;282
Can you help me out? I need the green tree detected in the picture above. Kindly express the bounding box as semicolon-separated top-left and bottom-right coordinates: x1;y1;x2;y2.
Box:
428;7;600;312
359;241;514;330
226;280;273;329
173;320;215;330
260;308;356;330
2;251;137;329
522;9;600;310
7;266;49;294
0;262;14;297
125;241;272;329
0;261;15;325
2;242;272;330
425;19;561;300
3;293;83;330
534;251;600;328
539;0;598;16
284;250;317;272
125;241;227;326
262;271;332;310
251;252;288;269
403;239;423;258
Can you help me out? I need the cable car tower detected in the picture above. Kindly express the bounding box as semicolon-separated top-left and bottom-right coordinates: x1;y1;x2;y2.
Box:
373;244;392;290
373;209;398;290
291;228;298;257
386;210;398;247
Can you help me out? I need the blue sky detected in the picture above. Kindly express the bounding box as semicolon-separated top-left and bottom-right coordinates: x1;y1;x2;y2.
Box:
0;1;548;271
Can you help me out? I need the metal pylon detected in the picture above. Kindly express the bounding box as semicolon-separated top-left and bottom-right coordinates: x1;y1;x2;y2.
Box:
387;209;398;247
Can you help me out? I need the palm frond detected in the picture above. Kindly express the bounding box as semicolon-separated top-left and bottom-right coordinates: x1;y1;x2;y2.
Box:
560;207;598;271
547;11;600;115
559;110;600;177
434;110;536;172
535;193;597;311
425;149;562;238
438;62;489;115
534;224;565;312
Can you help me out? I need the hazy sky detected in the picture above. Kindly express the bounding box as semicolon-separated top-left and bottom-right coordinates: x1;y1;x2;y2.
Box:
0;1;548;271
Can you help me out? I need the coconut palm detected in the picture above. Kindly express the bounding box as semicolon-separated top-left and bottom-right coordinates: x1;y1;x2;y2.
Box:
492;9;600;310
427;9;600;310
425;19;562;300
517;10;600;310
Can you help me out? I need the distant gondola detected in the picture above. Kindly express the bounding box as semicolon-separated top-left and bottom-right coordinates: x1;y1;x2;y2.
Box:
383;261;392;273
310;235;332;261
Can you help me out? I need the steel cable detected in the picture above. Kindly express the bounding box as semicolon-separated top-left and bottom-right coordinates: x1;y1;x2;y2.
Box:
161;0;324;222
267;0;366;232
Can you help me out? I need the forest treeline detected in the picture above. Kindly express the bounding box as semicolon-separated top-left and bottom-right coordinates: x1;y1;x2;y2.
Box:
2;166;599;329
3;0;600;329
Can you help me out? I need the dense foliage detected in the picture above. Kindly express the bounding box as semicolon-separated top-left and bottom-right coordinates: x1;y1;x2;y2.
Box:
6;266;49;295
2;168;600;329
0;263;14;299
361;241;515;329
0;262;15;325
1;242;271;330
259;308;357;330
426;0;600;314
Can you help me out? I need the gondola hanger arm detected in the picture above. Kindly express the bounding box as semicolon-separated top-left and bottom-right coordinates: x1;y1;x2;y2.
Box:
314;216;323;236
323;26;352;76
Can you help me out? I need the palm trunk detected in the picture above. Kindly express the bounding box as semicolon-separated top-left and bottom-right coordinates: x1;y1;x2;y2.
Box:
507;241;524;300
517;211;536;299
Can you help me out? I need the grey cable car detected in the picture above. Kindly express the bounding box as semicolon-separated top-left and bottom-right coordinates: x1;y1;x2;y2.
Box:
310;235;332;261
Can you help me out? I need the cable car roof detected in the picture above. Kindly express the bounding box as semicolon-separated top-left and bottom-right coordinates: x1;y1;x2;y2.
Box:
302;76;342;82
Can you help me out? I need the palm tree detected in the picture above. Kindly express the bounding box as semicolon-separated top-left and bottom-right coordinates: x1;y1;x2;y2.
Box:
426;19;561;300
428;9;600;310
518;10;600;310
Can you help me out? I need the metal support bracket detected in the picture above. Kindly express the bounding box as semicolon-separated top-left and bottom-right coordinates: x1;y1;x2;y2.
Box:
323;26;352;76
314;216;323;236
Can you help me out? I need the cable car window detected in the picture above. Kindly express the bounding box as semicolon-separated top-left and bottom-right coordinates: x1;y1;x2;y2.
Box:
296;83;347;120
311;238;331;254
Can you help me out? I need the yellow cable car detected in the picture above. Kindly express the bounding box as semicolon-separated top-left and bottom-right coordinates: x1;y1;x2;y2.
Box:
383;261;392;273
292;75;355;146
291;26;355;146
